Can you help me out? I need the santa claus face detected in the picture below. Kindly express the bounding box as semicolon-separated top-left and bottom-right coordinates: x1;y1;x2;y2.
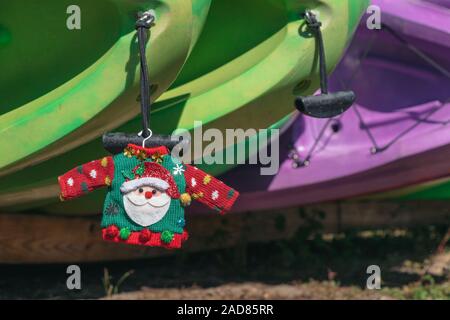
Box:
123;186;171;227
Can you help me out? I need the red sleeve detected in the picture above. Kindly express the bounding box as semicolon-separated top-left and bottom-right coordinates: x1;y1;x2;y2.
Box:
184;164;239;214
58;156;115;201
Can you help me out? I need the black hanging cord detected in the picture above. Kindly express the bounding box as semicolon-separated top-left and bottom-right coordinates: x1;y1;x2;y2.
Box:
304;10;328;94
102;10;186;154
136;11;155;138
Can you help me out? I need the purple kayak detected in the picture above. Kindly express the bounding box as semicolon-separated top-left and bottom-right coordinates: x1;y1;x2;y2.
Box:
214;0;450;213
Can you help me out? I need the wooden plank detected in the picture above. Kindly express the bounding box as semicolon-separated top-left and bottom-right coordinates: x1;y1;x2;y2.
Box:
0;200;448;264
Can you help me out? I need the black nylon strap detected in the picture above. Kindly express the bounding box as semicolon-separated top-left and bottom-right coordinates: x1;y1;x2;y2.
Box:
136;11;155;138
304;10;328;94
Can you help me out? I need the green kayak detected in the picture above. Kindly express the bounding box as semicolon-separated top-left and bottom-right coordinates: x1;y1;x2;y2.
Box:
0;0;368;213
0;0;203;176
367;178;450;201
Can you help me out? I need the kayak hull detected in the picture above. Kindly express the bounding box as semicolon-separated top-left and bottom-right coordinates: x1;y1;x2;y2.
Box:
213;0;450;212
0;0;198;175
0;0;368;213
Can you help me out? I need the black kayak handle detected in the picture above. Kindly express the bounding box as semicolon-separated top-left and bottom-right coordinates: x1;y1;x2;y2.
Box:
295;10;356;119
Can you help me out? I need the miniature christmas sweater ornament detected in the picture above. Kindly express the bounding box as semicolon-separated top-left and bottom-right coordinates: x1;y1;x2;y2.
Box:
58;144;239;249
57;11;240;249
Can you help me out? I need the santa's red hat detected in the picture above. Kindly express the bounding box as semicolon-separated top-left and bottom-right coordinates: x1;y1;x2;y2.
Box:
120;162;180;199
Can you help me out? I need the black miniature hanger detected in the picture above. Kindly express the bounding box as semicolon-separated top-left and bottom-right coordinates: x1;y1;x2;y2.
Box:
103;10;182;154
295;10;356;119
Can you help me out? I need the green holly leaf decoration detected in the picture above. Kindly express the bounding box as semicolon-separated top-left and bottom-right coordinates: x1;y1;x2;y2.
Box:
135;163;145;177
121;170;135;180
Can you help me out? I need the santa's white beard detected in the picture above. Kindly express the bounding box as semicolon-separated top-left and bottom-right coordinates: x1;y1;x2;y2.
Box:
123;192;171;227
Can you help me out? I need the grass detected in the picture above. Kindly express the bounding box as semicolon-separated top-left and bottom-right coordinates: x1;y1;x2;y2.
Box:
102;268;135;297
383;274;450;300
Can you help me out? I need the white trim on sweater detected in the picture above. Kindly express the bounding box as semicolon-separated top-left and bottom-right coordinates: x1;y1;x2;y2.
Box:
120;177;169;194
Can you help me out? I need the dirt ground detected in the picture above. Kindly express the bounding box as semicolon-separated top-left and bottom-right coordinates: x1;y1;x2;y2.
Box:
106;282;395;300
0;224;449;300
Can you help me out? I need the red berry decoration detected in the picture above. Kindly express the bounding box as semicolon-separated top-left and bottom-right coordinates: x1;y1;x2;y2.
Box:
139;229;152;243
104;225;119;240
